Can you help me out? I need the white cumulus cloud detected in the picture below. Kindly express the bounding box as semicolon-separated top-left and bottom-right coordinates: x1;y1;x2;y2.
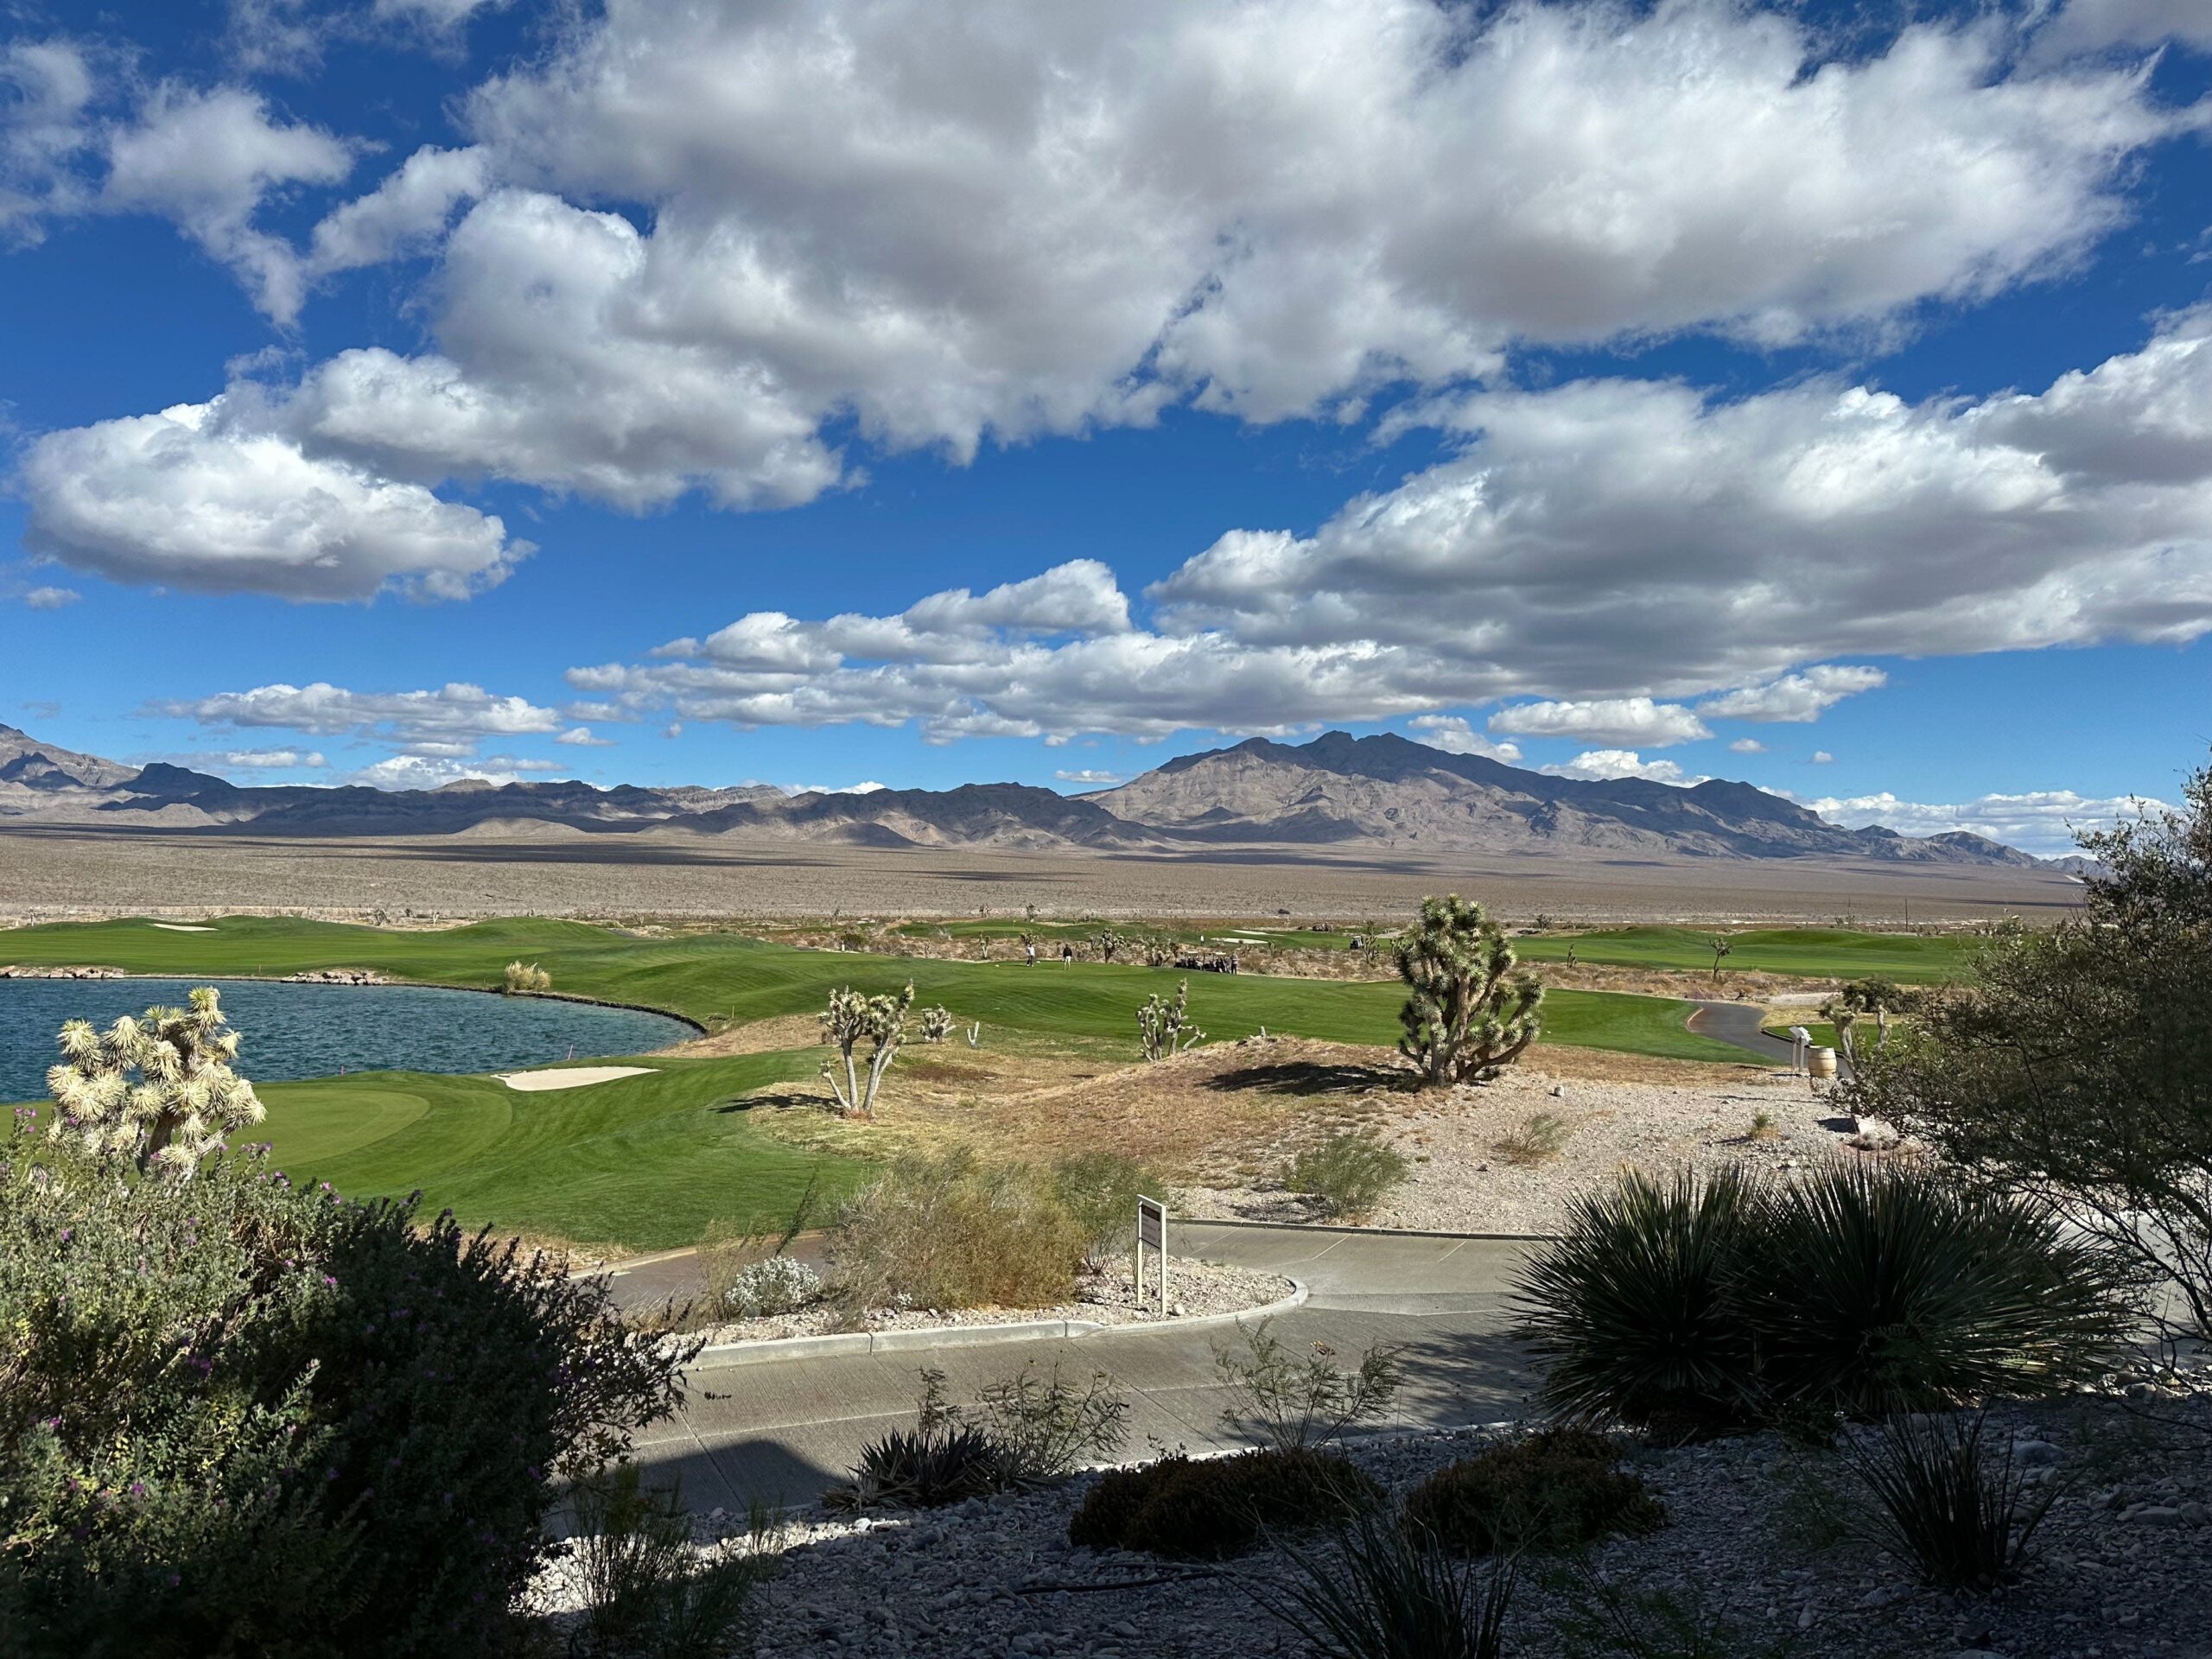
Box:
1698;666;1888;723
1541;749;1708;785
1406;715;1522;763
1489;697;1710;747
1809;786;2177;858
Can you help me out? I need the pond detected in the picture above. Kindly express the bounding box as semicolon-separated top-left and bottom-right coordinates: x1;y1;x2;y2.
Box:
0;977;693;1102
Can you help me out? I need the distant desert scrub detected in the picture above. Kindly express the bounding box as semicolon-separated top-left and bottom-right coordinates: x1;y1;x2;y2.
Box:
504;960;553;994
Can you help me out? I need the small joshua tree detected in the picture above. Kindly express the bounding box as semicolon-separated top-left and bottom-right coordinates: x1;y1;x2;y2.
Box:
1396;894;1543;1088
918;1005;956;1045
46;986;265;1177
1092;928;1123;963
819;983;916;1118
1137;980;1204;1061
1709;935;1732;983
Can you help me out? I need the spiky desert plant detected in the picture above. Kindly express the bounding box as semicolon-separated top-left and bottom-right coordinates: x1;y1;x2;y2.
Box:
1841;1411;2057;1591
503;960;551;994
918;1005;956;1045
1137;979;1204;1060
45;986;265;1177
1511;1166;1764;1435
1093;928;1123;963
1709;936;1732;983
818;982;916;1117
1259;1507;1516;1659
1731;1161;2135;1417
1395;896;1542;1087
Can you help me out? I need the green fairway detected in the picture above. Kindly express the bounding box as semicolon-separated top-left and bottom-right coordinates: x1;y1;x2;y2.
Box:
1513;925;1976;983
0;914;1747;1062
251;1052;851;1252
3;915;1757;1249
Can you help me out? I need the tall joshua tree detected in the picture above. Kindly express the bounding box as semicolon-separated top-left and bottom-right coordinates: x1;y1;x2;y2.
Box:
1396;895;1543;1088
819;983;918;1118
46;986;266;1177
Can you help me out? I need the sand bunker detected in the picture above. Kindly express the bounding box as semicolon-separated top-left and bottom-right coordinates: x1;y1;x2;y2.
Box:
497;1065;656;1092
150;923;216;932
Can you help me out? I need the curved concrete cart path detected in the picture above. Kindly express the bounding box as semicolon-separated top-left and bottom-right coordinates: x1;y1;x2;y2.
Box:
1688;999;1855;1079
621;1221;1542;1514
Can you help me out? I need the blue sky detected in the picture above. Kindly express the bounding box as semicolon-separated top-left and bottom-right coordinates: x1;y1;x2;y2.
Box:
3;0;2209;854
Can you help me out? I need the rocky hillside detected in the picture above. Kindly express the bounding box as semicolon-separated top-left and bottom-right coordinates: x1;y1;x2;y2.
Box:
0;722;2041;865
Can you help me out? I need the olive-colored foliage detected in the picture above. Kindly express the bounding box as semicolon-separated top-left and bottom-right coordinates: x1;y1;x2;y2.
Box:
1402;1429;1666;1557
0;1122;690;1657
830;1150;1087;1314
1066;1446;1382;1559
1396;896;1543;1087
568;1464;778;1659
1052;1151;1160;1271
1840;1413;2057;1592
1847;754;2212;1341
1286;1129;1409;1219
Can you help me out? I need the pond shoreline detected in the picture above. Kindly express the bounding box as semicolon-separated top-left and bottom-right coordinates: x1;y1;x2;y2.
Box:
0;968;707;1047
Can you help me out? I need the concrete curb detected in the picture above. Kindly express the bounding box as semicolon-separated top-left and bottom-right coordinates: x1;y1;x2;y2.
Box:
686;1275;1311;1370
1180;1217;1554;1243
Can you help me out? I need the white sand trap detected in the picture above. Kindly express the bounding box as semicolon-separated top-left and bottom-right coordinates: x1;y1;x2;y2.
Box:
150;923;216;932
496;1065;655;1092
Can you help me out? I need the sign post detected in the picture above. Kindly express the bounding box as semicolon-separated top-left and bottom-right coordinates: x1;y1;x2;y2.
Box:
1135;1195;1168;1316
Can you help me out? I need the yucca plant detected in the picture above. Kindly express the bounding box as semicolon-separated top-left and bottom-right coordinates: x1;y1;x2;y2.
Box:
45;986;265;1177
1511;1167;1764;1435
1257;1508;1515;1659
1732;1162;2135;1418
1840;1412;2056;1591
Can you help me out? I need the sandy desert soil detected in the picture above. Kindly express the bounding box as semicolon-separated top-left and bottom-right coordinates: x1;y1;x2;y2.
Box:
0;824;2082;927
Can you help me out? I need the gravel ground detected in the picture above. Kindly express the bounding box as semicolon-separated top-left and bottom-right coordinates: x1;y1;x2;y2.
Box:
681;1254;1294;1344
619;1388;2209;1659
1177;1063;1866;1235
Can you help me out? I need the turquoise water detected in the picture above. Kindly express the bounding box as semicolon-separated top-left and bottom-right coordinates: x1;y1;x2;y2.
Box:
1;977;690;1101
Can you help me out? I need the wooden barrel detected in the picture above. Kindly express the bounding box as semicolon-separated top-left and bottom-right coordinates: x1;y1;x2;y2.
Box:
1808;1046;1839;1079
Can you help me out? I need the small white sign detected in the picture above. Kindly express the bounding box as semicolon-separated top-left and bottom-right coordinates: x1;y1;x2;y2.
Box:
1135;1195;1168;1314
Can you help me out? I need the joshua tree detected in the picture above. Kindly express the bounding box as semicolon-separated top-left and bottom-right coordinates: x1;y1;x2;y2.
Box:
1092;928;1124;963
46;986;265;1177
1396;895;1543;1088
1709;936;1732;983
1137;980;1205;1061
819;983;917;1118
963;1020;982;1049
918;1004;956;1045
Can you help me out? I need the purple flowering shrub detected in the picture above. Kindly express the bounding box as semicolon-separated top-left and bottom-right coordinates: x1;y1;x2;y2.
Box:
0;1116;694;1656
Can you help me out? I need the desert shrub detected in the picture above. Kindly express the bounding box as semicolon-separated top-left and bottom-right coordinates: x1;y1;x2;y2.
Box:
0;1128;690;1657
1402;1429;1665;1556
1215;1320;1404;1451
1052;1152;1160;1271
1840;1413;2056;1591
830;1150;1086;1313
1286;1129;1409;1220
722;1256;823;1319
970;1361;1131;1483
1067;1446;1381;1559
1732;1162;2134;1417
1513;1167;1764;1437
1491;1111;1570;1166
1260;1504;1514;1659
1845;761;2212;1343
567;1464;779;1659
829;1364;1130;1512
1516;1163;2131;1435
503;960;552;993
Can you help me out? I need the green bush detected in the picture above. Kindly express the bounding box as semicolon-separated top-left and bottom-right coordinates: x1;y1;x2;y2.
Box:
1730;1162;2135;1418
1841;1412;2056;1592
1286;1129;1409;1220
1512;1167;1764;1438
1402;1429;1666;1556
828;1364;1130;1511
1052;1152;1160;1271
0;1126;689;1656
830;1150;1086;1313
568;1464;778;1659
1066;1446;1381;1559
1514;1163;2133;1434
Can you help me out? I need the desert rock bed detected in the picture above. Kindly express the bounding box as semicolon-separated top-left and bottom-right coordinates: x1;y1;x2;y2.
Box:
683;1254;1294;1346
1178;1062;1874;1235
578;1392;2211;1659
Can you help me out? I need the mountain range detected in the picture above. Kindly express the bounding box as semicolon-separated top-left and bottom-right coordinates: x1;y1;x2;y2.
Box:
0;722;2041;867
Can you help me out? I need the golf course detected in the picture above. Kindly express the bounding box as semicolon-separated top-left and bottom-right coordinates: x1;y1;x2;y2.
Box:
0;915;1949;1250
